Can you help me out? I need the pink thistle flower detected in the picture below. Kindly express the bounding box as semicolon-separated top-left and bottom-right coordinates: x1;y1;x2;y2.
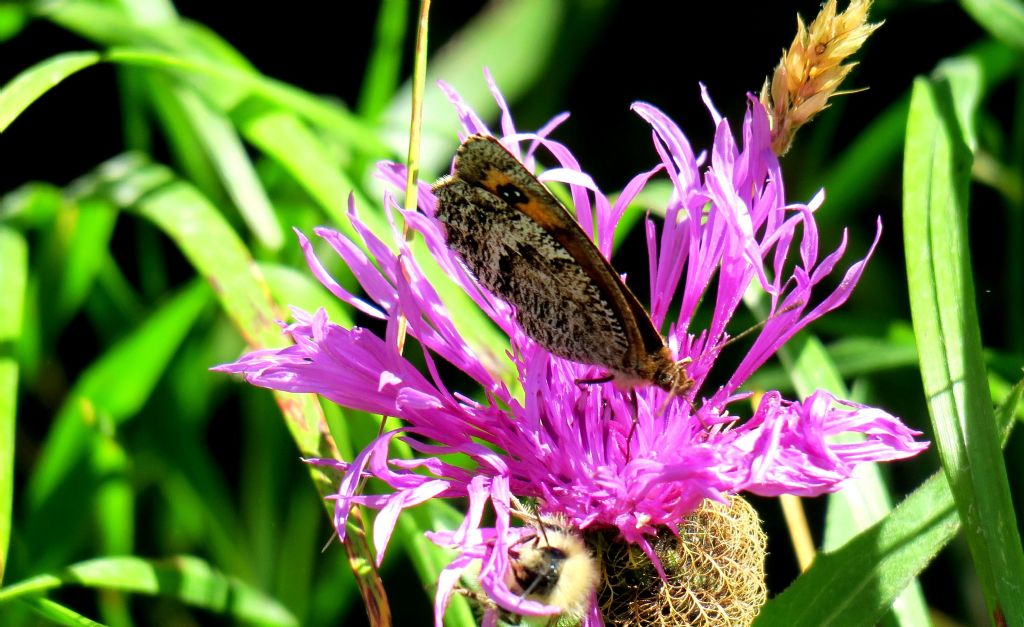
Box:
215;76;927;625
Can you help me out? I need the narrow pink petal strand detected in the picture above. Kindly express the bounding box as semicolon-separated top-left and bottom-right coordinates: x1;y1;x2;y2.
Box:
434;552;478;627
537;167;598;190
376;161;438;216
296;226;385;319
217;74;927;625
734;390;928;497
485;67;518;144
613;165;662;231
438;80;491;137
373;480;451;565
533;111;572;143
699;82;724;126
632;102;699;190
583;599;604;627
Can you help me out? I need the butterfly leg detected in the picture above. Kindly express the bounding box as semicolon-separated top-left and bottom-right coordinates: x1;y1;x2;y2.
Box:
574;372;614;387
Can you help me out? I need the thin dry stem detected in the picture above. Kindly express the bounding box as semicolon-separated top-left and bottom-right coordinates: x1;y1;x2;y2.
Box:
779;493;815;572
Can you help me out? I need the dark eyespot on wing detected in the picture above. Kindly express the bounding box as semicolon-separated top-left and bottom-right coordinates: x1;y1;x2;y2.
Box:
496;183;528;206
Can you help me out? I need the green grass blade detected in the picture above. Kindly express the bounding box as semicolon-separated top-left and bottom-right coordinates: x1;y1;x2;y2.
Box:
91;435;132;627
1;556;298;626
385;0;565;174
903;63;1024;623
232;101;372;232
961;0;1024;51
754;468;958;627
131;178;341;463
358;0;409;120
0;228;27;585
24;280;211;569
0;51;100;132
98;47;391;156
130;167;388;607
41;198;119;335
104;48;391;156
26;279;210;500
813;41;1018;222
144;73;222;199
757;378;1023;626
23;598;105;627
129;179;287;348
0;182;63;229
0;5;27;43
37;2;388;155
172;86;284;250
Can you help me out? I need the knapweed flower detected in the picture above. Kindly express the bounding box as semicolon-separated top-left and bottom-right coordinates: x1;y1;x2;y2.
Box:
215;77;927;626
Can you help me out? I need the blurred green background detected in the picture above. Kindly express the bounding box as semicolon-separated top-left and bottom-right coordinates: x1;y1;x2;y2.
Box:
1;1;1022;625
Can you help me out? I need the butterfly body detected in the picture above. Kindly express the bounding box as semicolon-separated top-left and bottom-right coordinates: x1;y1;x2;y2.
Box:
433;135;692;395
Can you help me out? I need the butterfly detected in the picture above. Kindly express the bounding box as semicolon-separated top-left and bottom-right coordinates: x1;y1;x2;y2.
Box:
432;134;693;396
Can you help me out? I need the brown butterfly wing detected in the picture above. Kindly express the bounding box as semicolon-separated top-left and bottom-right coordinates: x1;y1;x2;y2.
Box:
433;135;667;377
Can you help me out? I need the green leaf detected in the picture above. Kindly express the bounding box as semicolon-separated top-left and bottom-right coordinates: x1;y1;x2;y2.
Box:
903;63;1024;622
960;0;1024;51
23;598;105;627
0;227;27;585
232;100;371;233
0;5;27;43
123;166;344;500
358;0;409;120
98;47;390;156
25;280;211;567
1;555;298;626
38;198;119;336
144;73;222;196
0;182;64;229
781;337;929;626
754;468;958;627
0;51;101;133
172;86;284;250
815;41;1018;222
757;378;1023;626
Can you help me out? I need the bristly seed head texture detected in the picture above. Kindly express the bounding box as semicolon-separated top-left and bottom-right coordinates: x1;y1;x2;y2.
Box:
760;0;882;155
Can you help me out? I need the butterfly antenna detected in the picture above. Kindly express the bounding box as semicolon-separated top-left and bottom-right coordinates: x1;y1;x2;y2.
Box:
715;300;805;353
